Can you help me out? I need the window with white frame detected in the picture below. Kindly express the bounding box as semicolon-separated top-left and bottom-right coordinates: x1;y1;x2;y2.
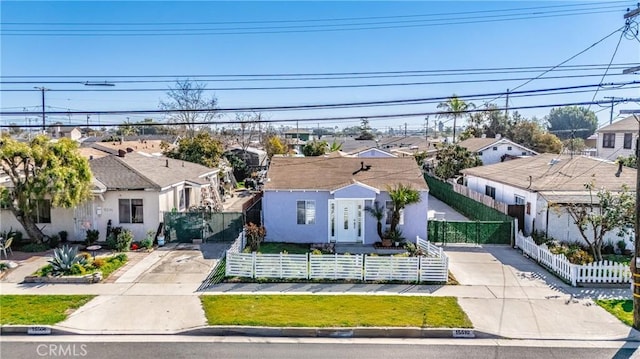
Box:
485;185;496;199
119;199;144;224
178;188;191;210
602;133;615;148
32;199;51;223
514;195;525;205
385;201;404;226
297;200;315;225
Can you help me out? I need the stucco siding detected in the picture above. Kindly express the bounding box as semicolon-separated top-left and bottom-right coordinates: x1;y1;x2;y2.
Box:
597;132;638;161
263;191;329;243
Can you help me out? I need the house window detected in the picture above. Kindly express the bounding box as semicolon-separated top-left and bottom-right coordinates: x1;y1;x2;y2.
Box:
507;146;512;151
522;152;527;156
178;188;191;210
514;195;525;205
297;200;315;225
357;204;362;237
624;133;633;149
485;186;496;199
385;201;404;226
119;199;144;224
602;133;615;148
32;199;51;223
493;147;498;151
478;151;483;156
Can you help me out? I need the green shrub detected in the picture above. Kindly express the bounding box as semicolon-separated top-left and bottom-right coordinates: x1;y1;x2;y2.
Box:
115;230;134;252
140;239;153;250
47;235;60;249
85;229;100;246
245;223;266;252
35;264;53;277
69;263;86;276
58;230;68;243
113;253;127;262
311;249;322;255
48;245;87;276
92;258;106;268
0;262;8;271
20;243;49;253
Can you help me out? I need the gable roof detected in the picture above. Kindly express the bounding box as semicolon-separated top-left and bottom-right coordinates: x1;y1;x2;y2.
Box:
597;115;639;133
90;153;217;190
457;137;537;154
264;156;428;191
461;153;636;192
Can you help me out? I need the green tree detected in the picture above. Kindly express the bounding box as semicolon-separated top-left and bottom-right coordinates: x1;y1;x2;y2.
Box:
356;118;375;140
0;135;92;243
302;140;328;156
163;132;223;167
481;104;510;138
546;106;598;139
563;182;636;261
532;132;562;154
387;184;421;234
437;95;474;143
364;201;385;241
434;143;482;179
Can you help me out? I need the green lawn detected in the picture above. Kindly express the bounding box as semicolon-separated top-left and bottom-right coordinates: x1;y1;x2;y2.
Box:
0;295;95;325
201;295;472;328
257;243;310;254
596;299;632;326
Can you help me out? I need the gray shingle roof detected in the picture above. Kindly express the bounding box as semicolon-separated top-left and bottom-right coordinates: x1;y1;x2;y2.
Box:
90;153;217;190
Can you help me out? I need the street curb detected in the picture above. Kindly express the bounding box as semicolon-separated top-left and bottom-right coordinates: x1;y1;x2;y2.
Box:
1;324;494;339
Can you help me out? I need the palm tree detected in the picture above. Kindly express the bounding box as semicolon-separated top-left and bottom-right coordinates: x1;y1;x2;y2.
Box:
365;201;385;241
437;95;474;144
387;184;421;234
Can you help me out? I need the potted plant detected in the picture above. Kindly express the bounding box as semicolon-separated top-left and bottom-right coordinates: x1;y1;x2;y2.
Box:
365;201;386;245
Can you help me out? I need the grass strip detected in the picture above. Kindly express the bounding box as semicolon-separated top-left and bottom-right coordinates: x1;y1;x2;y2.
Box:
201;294;472;328
0;295;95;325
595;299;632;326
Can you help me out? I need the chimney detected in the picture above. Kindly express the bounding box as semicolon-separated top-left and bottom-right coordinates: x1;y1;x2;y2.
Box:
89;155;93;160
118;149;126;158
165;159;169;168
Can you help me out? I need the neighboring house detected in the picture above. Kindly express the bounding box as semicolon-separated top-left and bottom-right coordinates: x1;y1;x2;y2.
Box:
262;156;429;244
0;152;223;242
224;147;268;168
48;126;82;141
284;129;314;142
460;154;636;245
457;136;538;165
351;148;396;158
88;139;168;157
596;115;639;161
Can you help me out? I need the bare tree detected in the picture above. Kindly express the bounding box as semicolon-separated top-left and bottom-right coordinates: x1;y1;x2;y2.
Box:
159;80;220;137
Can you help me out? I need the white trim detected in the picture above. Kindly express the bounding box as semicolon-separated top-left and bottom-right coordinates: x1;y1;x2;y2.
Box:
330;181;380;195
475;138;539;155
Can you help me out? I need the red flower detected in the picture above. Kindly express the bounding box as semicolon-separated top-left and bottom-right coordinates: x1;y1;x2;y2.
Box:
131;243;139;250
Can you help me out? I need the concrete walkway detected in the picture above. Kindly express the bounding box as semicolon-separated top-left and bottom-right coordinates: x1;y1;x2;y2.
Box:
428;194;469;221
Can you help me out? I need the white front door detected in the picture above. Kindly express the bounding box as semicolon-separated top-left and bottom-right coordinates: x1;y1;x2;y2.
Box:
335;200;362;243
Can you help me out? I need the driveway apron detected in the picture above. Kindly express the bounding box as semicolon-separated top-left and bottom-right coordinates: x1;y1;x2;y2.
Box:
445;244;639;340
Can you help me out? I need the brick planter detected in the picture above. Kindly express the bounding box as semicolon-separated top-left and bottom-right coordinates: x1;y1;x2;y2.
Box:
24;272;102;284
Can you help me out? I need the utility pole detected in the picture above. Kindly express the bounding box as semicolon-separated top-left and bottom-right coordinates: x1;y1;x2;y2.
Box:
505;89;510;119
34;87;48;132
604;97;625;124
425;116;429;147
404;123;407;137
623;4;640;330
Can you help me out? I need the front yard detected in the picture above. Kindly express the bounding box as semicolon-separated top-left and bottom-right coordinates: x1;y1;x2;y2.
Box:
0;295;95;325
201;295;472;328
596;299;632;326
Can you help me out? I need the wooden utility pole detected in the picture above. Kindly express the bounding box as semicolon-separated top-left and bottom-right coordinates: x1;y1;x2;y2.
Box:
34;87;48;132
505;89;510;119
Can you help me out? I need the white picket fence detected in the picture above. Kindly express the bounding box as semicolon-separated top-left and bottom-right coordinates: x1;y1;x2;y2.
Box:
515;232;631;286
225;237;449;282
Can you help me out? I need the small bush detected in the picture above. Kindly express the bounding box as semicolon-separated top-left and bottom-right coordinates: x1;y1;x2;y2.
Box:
92;258;106;268
35;264;53;277
85;229;100;246
0;262;8;271
20;243;49;253
245;223;266;252
311;249;322;255
113;253;127;262
140;239;153;250
531;230;551;246
78;252;91;261
602;241;615;255
69;263;86;276
114;230;134;252
58;230;68;243
47;235;60;249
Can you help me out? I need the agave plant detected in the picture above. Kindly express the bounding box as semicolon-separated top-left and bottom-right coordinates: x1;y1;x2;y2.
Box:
48;245;87;276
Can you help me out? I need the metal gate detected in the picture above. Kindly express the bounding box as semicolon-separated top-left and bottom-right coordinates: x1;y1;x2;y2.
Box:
428;220;513;245
163;211;244;243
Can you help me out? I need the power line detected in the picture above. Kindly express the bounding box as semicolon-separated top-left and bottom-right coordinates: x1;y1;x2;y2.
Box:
2;8;627;36
488;25;627;103
1;73;635;92
588;27;627;109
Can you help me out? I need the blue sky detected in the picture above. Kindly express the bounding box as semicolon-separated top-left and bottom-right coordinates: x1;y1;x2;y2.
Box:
1;1;639;133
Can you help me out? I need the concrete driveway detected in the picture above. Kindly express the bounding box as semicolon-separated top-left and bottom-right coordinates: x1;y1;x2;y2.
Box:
444;244;638;340
57;242;231;334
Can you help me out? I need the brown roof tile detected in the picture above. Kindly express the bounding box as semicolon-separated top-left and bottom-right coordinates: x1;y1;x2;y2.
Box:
264;156;428;191
597;116;639;133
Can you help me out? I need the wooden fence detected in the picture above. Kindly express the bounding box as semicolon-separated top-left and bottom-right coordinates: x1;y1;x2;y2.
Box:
515;232;630;286
225;236;449;283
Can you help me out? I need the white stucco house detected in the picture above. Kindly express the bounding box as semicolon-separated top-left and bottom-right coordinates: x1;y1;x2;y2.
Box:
457;136;538;165
460;154;636;246
0;152;223;242
596;115;639;161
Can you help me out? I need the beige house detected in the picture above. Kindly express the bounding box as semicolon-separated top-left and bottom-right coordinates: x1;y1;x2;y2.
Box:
596;115;639;161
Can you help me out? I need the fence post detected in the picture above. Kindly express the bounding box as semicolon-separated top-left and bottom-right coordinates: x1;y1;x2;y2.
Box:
571;264;577;286
252;252;256;279
306;252;310;280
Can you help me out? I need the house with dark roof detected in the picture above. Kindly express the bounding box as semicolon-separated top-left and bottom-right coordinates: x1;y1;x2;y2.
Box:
81;152;222;241
596;115;639;161
460;154;636;246
457;136;538;165
262;156;429;244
